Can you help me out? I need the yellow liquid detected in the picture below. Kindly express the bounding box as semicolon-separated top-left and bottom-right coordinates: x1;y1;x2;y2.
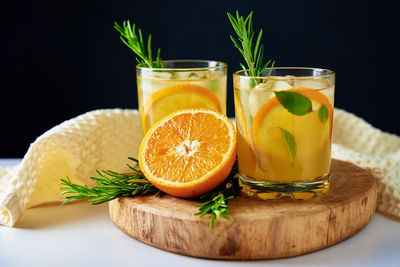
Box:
137;72;226;133
235;81;334;182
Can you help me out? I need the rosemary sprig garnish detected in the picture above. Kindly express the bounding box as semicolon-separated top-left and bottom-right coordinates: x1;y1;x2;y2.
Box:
195;160;240;228
227;11;275;84
114;20;163;68
60;157;161;206
60;157;240;228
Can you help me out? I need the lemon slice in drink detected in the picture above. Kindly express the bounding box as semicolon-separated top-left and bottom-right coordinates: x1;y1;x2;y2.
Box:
252;87;333;182
141;84;221;132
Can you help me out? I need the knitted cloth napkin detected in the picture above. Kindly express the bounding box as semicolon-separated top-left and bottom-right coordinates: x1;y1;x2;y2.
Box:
0;109;399;227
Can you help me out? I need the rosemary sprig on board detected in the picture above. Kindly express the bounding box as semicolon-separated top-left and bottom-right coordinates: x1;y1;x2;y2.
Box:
227;11;275;83
114;20;163;68
195;160;240;228
60;158;160;206
60;157;240;228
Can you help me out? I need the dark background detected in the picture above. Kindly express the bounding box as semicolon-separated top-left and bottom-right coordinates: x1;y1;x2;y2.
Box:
2;0;399;157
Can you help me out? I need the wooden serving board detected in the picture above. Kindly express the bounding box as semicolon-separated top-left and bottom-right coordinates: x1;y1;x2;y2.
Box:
109;159;377;260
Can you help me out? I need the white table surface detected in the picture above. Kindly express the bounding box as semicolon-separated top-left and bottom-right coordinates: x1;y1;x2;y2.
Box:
0;159;399;267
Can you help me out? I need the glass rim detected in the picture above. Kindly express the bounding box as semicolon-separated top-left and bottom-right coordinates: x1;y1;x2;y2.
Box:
136;60;227;71
233;67;335;80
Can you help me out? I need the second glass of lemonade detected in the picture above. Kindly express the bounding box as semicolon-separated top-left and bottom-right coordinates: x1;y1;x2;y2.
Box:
137;60;227;133
234;67;335;200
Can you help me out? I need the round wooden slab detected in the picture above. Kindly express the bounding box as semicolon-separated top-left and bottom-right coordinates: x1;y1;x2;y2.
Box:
109;159;377;260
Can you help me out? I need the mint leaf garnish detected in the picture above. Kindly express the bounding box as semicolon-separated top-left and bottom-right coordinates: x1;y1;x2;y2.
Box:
279;127;297;166
274;91;312;115
318;104;328;123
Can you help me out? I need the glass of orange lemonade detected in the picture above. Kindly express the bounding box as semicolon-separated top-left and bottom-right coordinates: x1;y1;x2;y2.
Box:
233;67;335;200
136;60;227;133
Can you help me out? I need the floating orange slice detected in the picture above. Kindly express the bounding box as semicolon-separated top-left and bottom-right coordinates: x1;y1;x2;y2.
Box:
139;109;236;198
141;84;222;132
234;91;257;175
252;87;333;181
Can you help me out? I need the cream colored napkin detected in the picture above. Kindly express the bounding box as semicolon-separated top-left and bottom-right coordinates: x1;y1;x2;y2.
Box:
0;108;399;227
0;109;143;226
332;109;400;218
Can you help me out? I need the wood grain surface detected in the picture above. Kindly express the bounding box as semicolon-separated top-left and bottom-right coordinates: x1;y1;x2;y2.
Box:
109;159;377;259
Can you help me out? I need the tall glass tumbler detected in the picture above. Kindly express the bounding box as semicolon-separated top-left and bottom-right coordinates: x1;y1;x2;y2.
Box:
136;60;227;133
233;67;335;200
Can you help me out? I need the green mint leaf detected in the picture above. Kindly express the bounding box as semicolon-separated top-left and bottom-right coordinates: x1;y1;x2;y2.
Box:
274;91;312;115
318;104;329;123
279;127;297;166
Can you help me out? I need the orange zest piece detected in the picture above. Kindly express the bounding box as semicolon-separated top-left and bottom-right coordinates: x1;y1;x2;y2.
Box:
139;109;236;198
141;84;222;132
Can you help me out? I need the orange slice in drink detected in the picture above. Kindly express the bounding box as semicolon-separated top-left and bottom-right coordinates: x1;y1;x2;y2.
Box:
252;87;333;181
234;91;257;175
139;109;236;198
141;84;222;132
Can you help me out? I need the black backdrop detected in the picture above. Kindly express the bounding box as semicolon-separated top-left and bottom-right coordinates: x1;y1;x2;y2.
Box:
2;0;399;157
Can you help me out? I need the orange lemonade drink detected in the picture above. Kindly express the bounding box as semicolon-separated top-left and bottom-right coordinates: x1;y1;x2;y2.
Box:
136;60;227;133
233;67;335;200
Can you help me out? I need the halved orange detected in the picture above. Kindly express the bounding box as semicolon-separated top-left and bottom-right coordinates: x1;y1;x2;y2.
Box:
252;87;333;181
141;84;222;132
139;109;236;198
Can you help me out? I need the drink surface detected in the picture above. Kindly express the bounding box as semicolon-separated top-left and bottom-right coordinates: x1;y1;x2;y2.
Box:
234;77;334;182
138;70;227;133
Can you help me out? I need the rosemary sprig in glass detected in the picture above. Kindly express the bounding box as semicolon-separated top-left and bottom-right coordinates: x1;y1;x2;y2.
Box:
227;11;275;84
60;157;240;228
114;20;163;68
